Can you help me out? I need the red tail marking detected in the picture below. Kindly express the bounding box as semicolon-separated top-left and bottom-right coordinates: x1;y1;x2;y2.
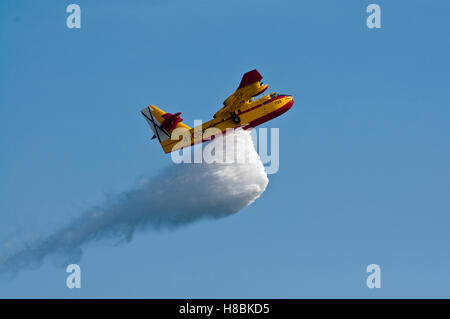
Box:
161;112;183;131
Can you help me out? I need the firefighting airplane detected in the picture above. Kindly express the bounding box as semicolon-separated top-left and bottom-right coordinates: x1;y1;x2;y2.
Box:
141;69;294;153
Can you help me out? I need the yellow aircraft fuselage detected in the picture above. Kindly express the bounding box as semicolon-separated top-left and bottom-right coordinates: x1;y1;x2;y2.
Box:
160;93;293;153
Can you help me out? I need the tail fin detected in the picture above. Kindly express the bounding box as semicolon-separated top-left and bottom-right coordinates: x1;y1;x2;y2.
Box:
141;105;191;151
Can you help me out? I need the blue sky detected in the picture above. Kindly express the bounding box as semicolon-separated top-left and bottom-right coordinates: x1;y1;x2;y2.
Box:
1;0;449;298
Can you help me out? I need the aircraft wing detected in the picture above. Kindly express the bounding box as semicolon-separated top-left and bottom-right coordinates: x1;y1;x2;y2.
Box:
214;69;268;118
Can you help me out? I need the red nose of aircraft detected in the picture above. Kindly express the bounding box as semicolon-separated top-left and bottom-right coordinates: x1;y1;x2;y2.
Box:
283;95;294;111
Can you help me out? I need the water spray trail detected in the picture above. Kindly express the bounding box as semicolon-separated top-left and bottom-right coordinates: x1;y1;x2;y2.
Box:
0;130;268;275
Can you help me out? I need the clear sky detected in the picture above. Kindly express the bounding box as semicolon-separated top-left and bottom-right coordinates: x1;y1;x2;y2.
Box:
1;0;449;298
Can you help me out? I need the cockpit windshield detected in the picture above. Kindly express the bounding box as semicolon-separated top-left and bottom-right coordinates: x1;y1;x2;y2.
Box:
269;93;280;98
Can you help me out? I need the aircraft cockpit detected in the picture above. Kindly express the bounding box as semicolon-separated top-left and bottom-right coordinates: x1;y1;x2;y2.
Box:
270;93;280;98
270;93;291;98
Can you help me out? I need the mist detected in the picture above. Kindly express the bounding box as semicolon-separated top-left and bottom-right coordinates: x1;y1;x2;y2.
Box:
0;130;268;275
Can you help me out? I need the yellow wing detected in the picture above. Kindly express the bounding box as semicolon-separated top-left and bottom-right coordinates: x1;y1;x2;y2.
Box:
214;69;268;119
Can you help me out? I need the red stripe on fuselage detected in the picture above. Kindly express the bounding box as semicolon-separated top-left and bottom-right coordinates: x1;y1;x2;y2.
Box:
219;95;289;123
168;96;293;151
244;98;293;129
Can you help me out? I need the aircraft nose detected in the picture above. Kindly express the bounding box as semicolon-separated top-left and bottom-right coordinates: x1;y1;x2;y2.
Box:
284;95;294;110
